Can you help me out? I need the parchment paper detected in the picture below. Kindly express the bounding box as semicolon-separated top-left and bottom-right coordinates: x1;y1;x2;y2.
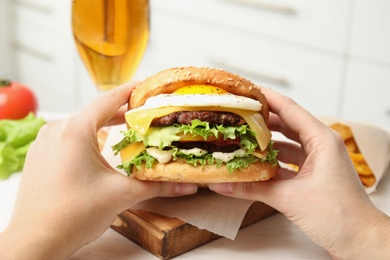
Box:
101;124;256;240
102;118;390;238
320;117;390;194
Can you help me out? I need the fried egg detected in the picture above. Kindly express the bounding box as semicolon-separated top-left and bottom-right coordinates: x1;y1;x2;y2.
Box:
128;85;262;114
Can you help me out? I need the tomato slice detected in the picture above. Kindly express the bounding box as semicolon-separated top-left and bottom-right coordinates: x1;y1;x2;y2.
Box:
178;133;219;142
178;132;241;146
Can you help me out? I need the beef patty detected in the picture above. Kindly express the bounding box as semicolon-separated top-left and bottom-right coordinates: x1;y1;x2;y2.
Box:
151;111;245;126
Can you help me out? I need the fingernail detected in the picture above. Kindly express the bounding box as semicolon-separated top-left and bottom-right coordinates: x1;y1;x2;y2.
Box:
209;183;233;194
174;183;198;195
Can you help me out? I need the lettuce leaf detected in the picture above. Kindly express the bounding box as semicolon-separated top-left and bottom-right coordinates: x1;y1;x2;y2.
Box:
113;119;279;174
226;155;257;172
112;126;181;153
0;113;46;180
178;119;219;140
118;150;156;174
112;119;259;154
264;141;279;167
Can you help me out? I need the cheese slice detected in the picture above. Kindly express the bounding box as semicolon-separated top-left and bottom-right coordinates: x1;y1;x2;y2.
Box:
125;106;271;150
120;141;146;163
252;149;267;159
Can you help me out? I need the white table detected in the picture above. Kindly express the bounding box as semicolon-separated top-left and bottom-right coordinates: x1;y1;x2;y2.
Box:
1;168;389;259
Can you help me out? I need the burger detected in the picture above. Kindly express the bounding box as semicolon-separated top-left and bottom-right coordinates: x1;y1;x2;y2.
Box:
112;66;279;183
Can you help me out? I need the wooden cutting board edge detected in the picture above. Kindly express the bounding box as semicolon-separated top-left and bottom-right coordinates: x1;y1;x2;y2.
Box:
111;202;276;259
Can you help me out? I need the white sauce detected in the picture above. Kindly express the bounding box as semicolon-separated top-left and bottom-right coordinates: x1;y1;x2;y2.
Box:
146;147;247;164
128;94;261;114
179;148;208;156
146;147;174;164
212;149;246;163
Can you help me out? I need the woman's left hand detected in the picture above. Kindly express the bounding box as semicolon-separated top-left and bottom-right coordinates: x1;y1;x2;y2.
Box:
1;82;198;259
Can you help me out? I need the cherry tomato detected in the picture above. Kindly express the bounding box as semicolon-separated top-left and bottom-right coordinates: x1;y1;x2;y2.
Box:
0;79;38;119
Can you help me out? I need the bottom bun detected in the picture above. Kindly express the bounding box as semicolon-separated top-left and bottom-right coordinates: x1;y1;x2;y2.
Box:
131;160;279;183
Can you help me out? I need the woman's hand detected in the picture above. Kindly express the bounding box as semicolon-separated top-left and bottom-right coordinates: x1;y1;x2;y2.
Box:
0;82;198;259
209;88;390;259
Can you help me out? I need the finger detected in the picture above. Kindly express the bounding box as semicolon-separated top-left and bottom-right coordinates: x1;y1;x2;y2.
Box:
148;182;199;198
111;175;198;209
261;87;330;153
208;179;292;209
104;104;128;126
79;82;139;129
273;140;304;166
268;113;300;144
273;167;298;180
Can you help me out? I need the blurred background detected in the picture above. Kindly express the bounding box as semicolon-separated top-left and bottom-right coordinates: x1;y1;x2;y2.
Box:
0;0;389;127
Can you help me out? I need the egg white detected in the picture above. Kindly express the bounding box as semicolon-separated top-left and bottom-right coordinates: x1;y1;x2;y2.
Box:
128;93;262;114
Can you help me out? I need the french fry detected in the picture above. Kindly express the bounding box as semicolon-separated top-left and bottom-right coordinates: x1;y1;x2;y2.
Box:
360;175;376;187
288;164;299;172
345;138;358;153
329;123;376;187
349;153;373;176
330;123;353;140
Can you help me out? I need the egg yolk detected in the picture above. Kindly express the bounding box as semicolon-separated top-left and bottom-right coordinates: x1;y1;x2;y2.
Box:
174;85;228;95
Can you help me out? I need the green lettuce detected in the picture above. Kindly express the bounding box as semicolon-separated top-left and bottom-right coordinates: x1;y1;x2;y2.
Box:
112;119;257;152
113;119;278;174
0;113;46;179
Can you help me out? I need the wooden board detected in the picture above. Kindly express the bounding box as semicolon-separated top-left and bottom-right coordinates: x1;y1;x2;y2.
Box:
111;202;276;259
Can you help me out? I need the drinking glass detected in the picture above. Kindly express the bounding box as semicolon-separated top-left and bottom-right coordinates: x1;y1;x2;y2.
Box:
72;0;150;91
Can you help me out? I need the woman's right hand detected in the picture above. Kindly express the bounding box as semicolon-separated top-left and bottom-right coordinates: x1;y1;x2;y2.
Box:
209;87;390;259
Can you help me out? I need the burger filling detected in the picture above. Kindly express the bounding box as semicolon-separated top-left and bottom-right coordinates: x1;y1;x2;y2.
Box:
112;85;278;175
112;112;278;174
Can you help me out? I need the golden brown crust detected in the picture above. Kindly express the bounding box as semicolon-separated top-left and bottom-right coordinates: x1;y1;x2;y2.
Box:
130;66;269;122
131;160;279;183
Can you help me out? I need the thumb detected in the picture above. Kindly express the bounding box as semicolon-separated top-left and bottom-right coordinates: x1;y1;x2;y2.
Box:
138;181;199;200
